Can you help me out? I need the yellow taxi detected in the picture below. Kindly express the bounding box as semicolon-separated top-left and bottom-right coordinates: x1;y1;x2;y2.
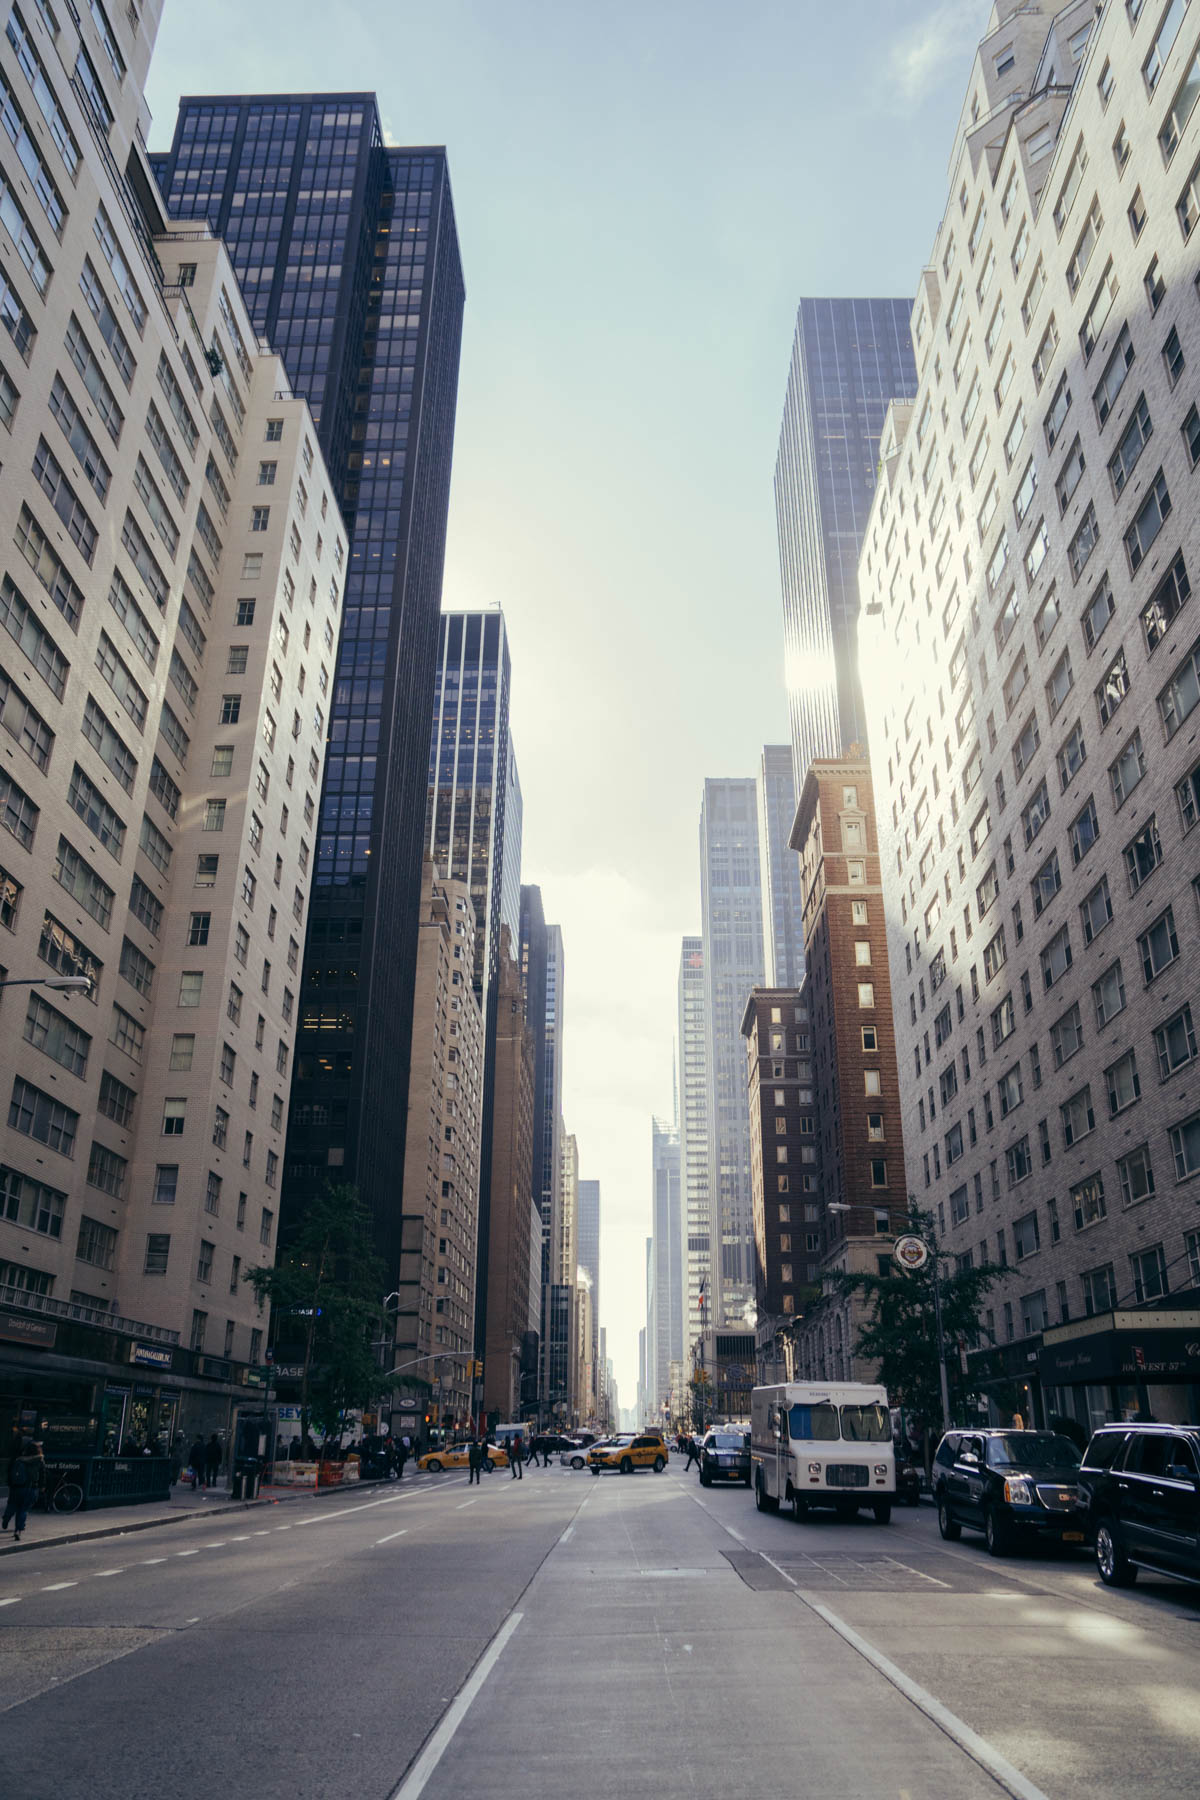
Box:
588;1431;669;1476
417;1442;509;1473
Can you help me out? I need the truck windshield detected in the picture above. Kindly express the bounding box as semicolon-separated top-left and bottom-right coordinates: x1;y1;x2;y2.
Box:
839;1405;892;1443
788;1403;839;1441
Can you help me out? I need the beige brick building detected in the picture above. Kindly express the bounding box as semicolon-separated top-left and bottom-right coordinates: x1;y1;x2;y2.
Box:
482;925;534;1421
859;0;1200;1430
396;863;482;1437
0;0;343;1460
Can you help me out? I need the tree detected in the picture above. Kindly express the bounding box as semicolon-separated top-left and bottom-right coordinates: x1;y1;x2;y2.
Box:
834;1206;1002;1458
244;1183;389;1450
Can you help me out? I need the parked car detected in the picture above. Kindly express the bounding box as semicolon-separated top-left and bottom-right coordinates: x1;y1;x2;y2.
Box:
932;1428;1087;1555
589;1433;668;1475
1081;1421;1200;1588
699;1428;751;1487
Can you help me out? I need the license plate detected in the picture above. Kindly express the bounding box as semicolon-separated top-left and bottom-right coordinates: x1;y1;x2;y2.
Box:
1062;1531;1084;1542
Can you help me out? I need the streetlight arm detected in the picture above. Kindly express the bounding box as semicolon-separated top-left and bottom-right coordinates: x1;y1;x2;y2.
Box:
0;974;92;995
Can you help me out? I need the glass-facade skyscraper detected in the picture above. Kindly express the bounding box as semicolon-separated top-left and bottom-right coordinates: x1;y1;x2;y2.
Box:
699;779;765;1327
427;610;522;1349
677;937;710;1356
776;298;916;792
756;744;805;988
151;96;465;1274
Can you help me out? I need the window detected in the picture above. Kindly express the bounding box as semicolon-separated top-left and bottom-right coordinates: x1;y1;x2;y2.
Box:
1006;1136;1032;1186
1125;471;1171;571
1138;908;1179;982
1072;1174;1107;1232
1056;721;1086;794
1014;1211;1041;1260
1105;1049;1142;1117
1047;649;1074;717
1082;1263;1115;1316
1031;852;1061;920
1155;1005;1197;1078
1118;1145;1156;1209
8;1075;77;1156
998;1063;1023;1117
260;1208;273;1247
1050;1006;1083;1070
1080;876;1113;946
1145;254;1167;313
1021;779;1050;847
1163;324;1185;386
992;993;1015;1048
1093;961;1126;1026
1171;1113;1200;1180
1097;650;1130;728
1041;924;1072;989
1110;732;1146;808
1142;556;1191;659
1068;506;1100;582
1080;261;1119;361
1094;325;1135;425
220;694;241;725
1159;636;1200;737
178;970;203;1009
1109;398;1154;498
1128;186;1147;238
55;836;113;929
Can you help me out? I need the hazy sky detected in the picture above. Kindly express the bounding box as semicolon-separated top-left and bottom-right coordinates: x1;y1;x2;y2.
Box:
147;0;991;1405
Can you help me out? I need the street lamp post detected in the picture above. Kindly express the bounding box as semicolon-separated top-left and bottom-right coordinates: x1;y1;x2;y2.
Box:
0;974;92;995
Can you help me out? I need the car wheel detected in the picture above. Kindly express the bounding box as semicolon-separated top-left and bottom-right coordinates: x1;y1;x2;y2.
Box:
873;1501;892;1525
937;1499;961;1541
699;1468;710;1486
571;1456;584;1470
1096;1518;1137;1587
590;1466;600;1477
792;1491;808;1522
653;1456;665;1473
426;1459;442;1472
620;1456;634;1475
985;1507;1013;1558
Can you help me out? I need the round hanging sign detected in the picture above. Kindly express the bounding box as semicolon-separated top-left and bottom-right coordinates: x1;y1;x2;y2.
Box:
892;1234;930;1271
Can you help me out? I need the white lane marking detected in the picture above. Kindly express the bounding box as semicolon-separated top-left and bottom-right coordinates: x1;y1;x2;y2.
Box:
376;1529;408;1545
252;1530;270;1536
291;1493;407;1529
390;1612;523;1800
41;1581;78;1591
204;1542;227;1549
456;1499;478;1510
275;1526;291;1531
142;1557;167;1565
0;1597;20;1607
726;1527;746;1542
229;1535;250;1542
175;1550;199;1557
798;1590;1052;1800
560;1525;574;1542
93;1569;125;1578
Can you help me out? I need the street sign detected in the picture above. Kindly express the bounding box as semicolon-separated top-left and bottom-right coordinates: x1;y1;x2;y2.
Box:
893;1235;930;1271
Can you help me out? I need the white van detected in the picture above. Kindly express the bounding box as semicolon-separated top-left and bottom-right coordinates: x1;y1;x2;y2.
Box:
751;1381;896;1523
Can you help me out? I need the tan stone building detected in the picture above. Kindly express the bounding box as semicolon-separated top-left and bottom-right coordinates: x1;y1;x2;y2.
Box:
482;925;535;1421
395;864;482;1435
790;753;910;1381
0;0;342;1457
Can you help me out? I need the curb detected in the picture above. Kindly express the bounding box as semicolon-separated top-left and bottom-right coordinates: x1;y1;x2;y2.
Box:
0;1474;395;1557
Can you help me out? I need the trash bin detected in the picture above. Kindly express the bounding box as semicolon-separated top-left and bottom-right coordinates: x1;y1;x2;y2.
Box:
231;1458;262;1500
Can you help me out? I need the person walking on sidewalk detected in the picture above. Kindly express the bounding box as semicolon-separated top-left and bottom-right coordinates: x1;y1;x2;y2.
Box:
467;1437;485;1485
187;1435;207;1489
205;1434;222;1490
509;1433;525;1479
2;1438;41;1542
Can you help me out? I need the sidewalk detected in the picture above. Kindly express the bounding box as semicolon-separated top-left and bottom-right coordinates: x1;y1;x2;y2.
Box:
0;1472;394;1557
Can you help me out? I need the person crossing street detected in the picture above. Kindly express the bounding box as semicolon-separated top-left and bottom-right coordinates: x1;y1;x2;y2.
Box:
509;1432;525;1479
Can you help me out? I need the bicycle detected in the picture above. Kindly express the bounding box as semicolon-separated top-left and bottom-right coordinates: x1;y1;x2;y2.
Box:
42;1468;85;1514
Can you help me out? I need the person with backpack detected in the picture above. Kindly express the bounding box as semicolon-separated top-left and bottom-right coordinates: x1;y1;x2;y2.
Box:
2;1438;39;1542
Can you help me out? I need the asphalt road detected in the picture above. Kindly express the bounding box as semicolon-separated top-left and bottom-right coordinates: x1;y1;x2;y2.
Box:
3;1462;1199;1799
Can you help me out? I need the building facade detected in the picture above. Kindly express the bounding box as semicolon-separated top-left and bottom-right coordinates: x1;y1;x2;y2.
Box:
757;744;806;987
396;865;482;1430
859;0;1200;1430
552;1128;578;1421
648;1117;682;1421
577;1176;600;1382
0;0;342;1454
482;926;535;1421
790;754;909;1382
699;778;765;1327
152;93;466;1282
677;936;711;1355
776;297;917;794
741;987;820;1378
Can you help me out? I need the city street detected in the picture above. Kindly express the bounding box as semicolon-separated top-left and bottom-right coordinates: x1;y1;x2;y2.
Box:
4;1464;1200;1799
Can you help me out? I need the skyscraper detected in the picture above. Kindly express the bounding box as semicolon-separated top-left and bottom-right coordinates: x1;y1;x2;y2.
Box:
776;298;916;792
699;780;765;1326
152;95;465;1279
649;1119;683;1422
426;610;522;1350
757;745;806;987
677;937;710;1355
577;1177;600;1380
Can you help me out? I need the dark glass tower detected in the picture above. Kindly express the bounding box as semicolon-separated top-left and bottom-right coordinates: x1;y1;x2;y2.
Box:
152;97;465;1273
427;611;522;1349
776;298;917;792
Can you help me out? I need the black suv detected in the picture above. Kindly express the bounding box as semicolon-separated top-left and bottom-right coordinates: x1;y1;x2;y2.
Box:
1081;1422;1200;1588
932;1428;1088;1556
698;1428;750;1487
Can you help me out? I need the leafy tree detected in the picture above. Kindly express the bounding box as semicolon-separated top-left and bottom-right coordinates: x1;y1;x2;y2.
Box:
244;1183;389;1449
834;1206;1002;1461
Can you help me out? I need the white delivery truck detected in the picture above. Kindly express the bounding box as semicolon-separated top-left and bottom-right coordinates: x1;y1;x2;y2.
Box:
750;1381;896;1523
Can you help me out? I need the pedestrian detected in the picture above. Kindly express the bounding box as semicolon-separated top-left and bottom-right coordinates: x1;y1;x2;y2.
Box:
187;1435;206;1489
684;1434;700;1471
509;1433;525;1479
2;1438;39;1542
396;1437;408;1481
467;1437;485;1485
205;1433;222;1489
